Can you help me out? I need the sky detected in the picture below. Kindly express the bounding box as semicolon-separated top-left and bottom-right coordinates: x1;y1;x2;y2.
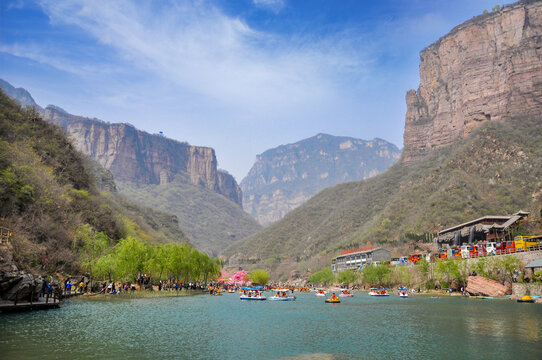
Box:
0;0;502;181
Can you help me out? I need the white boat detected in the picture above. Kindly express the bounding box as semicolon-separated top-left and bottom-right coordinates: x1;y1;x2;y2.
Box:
240;287;267;301
269;289;296;301
369;288;389;296
398;287;409;298
339;290;354;297
315;290;327;297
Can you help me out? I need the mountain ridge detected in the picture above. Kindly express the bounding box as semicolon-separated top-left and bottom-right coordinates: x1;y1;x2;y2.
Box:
0;79;260;255
241;132;401;225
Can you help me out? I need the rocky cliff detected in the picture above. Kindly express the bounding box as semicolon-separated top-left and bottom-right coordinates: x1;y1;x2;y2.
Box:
0;79;42;111
241;133;401;225
403;0;542;161
42;105;242;206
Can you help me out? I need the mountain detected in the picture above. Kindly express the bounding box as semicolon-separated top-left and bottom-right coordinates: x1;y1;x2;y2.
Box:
0;79;42;110
0;90;190;275
403;0;542;161
42;105;242;205
222;0;542;279
241;134;401;225
0;79;261;254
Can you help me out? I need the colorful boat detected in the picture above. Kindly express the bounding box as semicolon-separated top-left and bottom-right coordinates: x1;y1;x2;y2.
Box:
339;290;354;297
369;288;389;296
240;287;267;301
325;294;341;303
315;289;327;297
398;287;409;298
517;295;535;303
269;289;296;301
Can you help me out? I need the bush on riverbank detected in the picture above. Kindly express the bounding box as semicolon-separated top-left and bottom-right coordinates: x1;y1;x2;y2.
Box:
309;256;525;290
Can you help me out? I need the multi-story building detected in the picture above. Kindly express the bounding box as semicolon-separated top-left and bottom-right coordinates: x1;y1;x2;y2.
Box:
331;246;391;272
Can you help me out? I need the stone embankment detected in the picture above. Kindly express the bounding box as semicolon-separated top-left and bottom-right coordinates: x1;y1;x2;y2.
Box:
512;283;542;298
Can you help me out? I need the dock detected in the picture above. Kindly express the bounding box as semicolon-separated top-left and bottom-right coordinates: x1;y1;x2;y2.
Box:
0;297;62;313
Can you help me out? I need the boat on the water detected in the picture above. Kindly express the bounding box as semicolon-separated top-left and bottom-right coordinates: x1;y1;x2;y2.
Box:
517;295;535;303
369;288;389;296
325;293;341;303
269;289;296;301
339;290;354;297
398;287;408;298
315;289;327;297
240;287;267;301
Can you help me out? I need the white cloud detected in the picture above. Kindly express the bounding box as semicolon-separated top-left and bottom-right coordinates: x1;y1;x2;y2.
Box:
32;0;370;117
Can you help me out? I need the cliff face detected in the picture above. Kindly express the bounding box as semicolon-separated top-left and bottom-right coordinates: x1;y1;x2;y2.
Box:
403;0;542;161
42;106;242;206
241;133;401;225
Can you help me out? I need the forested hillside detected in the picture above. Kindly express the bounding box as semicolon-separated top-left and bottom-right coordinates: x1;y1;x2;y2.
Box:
223;116;542;279
0;91;210;274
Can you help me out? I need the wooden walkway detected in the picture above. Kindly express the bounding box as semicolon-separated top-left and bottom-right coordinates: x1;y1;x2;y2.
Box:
0;297;62;313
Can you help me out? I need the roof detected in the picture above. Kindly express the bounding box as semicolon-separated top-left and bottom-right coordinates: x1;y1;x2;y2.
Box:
334;247;390;259
341;246;374;255
438;211;529;235
525;258;542;269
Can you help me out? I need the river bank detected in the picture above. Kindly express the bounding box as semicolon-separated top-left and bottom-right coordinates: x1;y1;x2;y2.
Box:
79;289;206;301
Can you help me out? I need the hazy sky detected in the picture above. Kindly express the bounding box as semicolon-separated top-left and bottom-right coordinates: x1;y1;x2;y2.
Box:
1;0;501;180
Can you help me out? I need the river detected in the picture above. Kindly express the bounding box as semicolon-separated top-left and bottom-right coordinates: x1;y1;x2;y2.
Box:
1;292;541;359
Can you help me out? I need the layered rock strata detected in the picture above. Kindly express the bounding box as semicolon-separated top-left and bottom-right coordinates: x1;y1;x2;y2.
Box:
403;0;542;161
43;106;242;206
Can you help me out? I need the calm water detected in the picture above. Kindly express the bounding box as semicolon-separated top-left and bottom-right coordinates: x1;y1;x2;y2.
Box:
1;292;541;359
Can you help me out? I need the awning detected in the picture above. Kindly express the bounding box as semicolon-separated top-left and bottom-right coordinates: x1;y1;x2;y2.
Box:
525;258;542;269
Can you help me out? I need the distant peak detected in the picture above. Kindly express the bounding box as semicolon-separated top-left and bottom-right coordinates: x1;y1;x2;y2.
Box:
46;104;68;113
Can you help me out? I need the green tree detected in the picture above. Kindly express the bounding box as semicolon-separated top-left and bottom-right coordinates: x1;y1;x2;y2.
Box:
250;269;270;285
362;264;391;287
73;224;110;288
337;269;358;285
308;267;334;285
494;256;521;284
94;253;118;282
114;236;151;281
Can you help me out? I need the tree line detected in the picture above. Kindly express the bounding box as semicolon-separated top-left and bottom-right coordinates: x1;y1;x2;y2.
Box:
73;224;221;286
308;256;522;290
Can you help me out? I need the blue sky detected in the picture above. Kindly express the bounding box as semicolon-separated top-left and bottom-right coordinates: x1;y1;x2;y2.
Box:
1;0;502;180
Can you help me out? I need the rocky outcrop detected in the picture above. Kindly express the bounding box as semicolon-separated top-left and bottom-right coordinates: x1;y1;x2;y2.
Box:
43;105;242;206
0;245;41;301
241;133;400;225
403;0;542;162
0;79;42;110
465;275;511;297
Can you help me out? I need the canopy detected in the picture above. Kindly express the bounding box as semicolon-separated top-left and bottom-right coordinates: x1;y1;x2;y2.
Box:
242;286;266;291
525;258;542;269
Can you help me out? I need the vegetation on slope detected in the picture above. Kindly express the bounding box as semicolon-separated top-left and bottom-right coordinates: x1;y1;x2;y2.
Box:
117;175;261;256
223;116;542;279
308;256;522;290
0;91;213;277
